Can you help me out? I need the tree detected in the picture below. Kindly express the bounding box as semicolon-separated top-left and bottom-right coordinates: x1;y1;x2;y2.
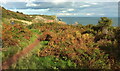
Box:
97;17;113;34
98;17;112;27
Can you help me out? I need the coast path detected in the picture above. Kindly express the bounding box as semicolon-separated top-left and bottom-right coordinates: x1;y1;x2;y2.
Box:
11;16;55;25
2;35;41;69
11;19;32;25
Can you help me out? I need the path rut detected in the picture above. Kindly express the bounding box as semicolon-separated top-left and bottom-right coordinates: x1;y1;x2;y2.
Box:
2;35;40;69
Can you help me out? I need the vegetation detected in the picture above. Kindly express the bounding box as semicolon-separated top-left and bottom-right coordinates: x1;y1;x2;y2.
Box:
1;7;120;70
2;7;33;21
31;15;57;20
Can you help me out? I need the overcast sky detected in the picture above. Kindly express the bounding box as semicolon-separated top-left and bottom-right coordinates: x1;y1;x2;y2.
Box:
0;0;119;17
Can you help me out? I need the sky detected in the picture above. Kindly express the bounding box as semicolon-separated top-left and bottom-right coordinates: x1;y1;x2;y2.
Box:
0;0;119;17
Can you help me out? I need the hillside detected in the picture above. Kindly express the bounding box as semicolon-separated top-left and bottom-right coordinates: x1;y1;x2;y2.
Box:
1;7;120;70
2;7;33;21
1;7;58;24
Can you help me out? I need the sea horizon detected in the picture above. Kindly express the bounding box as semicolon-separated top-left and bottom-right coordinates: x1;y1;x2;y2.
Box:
57;17;118;26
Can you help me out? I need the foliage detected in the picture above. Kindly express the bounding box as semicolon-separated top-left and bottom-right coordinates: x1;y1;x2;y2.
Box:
2;8;120;69
11;42;76;69
98;17;112;28
11;55;76;69
2;7;33;21
2;23;32;47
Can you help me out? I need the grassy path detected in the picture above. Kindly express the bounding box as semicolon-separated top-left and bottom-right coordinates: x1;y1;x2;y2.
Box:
2;35;41;69
11;19;32;25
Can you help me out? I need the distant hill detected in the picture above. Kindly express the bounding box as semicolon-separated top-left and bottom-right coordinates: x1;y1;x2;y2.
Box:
1;7;57;21
1;7;33;21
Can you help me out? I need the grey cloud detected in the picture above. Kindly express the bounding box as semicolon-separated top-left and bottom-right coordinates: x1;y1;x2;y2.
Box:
2;2;118;17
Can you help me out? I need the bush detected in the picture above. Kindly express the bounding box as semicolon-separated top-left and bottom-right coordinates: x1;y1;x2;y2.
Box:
11;55;76;69
2;23;32;47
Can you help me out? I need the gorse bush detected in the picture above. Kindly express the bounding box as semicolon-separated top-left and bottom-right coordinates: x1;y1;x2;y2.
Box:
2;23;32;47
2;8;120;69
12;55;76;69
17;17;120;69
98;17;112;27
38;36;111;69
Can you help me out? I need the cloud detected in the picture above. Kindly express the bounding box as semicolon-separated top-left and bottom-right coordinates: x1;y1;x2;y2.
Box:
67;9;74;11
0;0;36;3
2;2;118;17
61;11;67;13
9;8;50;14
85;2;98;5
0;0;117;4
51;0;68;5
85;13;95;16
56;13;77;16
91;2;98;5
26;2;41;7
99;14;105;16
0;0;119;4
56;12;96;17
80;5;91;8
26;2;73;9
60;8;74;13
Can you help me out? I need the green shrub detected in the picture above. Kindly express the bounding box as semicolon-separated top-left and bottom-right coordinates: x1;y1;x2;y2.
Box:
11;55;76;69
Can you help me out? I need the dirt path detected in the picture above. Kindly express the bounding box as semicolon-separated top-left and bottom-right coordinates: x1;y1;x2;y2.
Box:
11;19;32;25
2;35;40;69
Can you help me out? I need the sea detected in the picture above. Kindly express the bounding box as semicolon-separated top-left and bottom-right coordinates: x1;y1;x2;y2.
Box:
57;17;118;26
